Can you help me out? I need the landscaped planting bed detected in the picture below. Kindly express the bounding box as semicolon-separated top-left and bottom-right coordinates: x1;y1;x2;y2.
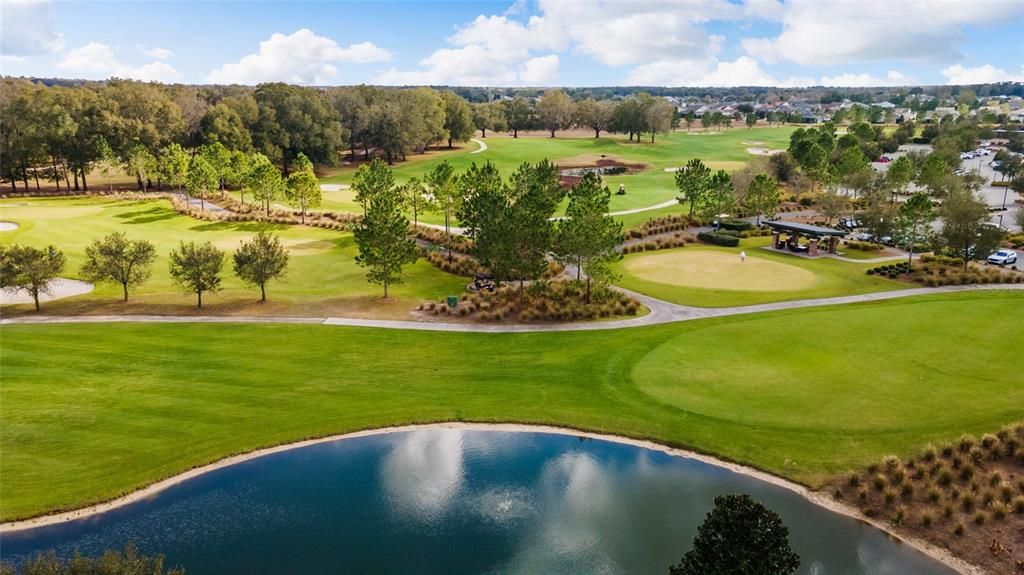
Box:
829;423;1024;574
867;256;1024;285
416;280;642;322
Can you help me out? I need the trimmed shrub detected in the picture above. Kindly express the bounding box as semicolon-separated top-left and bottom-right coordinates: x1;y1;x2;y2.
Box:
697;231;740;247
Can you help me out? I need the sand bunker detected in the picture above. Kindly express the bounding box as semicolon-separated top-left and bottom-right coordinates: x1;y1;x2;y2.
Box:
0;221;19;231
1;278;94;305
747;147;784;156
320;184;351;192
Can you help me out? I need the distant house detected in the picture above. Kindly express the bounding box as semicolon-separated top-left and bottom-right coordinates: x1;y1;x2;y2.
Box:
876;101;896;109
894;108;916;122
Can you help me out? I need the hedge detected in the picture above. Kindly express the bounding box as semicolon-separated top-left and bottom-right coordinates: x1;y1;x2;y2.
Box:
718;219;753;232
698;231;741;247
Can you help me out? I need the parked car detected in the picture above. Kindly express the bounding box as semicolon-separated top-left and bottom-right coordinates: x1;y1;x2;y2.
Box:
876;156;890;163
855;232;874;242
838;217;861;230
987;249;1018;265
878;235;894;246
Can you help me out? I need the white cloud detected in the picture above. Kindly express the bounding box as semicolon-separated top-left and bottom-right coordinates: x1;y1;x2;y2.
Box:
819;70;915;87
57;42;182;82
626;56;813;88
742;0;1023;66
941;64;1024;84
520;54;560;84
138;45;174;60
0;0;64;56
206;29;391;85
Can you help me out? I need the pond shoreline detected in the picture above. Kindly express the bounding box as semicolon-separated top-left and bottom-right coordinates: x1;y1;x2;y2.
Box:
0;421;979;574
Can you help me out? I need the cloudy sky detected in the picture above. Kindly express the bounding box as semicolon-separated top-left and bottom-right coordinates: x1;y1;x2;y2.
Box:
1;0;1022;87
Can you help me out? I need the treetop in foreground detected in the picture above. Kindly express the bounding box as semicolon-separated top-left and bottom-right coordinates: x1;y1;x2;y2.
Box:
670;494;800;575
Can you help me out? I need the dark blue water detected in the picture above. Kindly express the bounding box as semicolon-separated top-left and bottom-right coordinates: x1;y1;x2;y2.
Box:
2;429;954;574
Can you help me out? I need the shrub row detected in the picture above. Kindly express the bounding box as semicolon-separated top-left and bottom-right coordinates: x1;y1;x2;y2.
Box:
624;214;691;239
697;231;741;247
717;219;753;232
621;232;693;254
422;249;481;277
412;225;474;253
416;280;642;323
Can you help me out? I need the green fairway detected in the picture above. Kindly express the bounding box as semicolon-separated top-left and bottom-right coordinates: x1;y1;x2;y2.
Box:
320;128;795;222
614;238;908;307
0;197;466;318
2;291;1021;521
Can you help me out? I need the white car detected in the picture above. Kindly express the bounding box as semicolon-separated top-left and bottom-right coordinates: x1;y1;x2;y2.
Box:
987;249;1018;265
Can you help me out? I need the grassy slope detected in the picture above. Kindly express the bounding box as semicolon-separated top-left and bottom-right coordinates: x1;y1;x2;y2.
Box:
0;197;466;318
319;127;795;222
2;291;1022;521
613;238;907;307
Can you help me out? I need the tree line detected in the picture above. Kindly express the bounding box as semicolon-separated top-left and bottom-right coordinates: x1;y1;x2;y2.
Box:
0;229;289;310
0;79;690;195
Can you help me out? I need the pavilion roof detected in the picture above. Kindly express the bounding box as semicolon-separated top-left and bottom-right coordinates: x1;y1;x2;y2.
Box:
763;220;846;238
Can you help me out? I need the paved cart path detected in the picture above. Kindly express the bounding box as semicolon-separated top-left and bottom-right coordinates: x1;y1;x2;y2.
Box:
4;284;1020;333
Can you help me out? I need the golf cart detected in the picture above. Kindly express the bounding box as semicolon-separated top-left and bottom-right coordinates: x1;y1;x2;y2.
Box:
468;273;496;293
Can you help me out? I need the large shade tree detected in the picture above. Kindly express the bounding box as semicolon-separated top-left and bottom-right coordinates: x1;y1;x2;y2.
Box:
80;232;156;302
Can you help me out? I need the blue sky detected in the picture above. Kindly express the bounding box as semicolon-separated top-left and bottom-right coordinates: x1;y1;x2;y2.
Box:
1;0;1022;87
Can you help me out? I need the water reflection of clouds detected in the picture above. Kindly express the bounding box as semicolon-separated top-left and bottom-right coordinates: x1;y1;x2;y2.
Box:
380;428;466;523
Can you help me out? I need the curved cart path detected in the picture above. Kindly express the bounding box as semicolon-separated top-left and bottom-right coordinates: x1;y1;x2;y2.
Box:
470;138;488;154
3;284;1020;333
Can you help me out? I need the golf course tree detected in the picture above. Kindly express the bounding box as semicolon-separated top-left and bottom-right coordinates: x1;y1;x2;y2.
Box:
0;244;66;311
80;232;157;302
555;172;623;302
168;241;224;308
157;143;190;194
455;161;504;240
285;153;322;224
401;177;434;227
125;144;157;192
353;159;419;298
860;178;898;243
675;158;712;218
424;160;460;262
502;96;534;139
743;174;781;225
199;142;231;192
501;161;563;289
441;91;474;149
537;89;575;138
916;154;949;196
226;150;251;205
643;97;675;143
247;153;285;216
886;155;914;197
817;185;850;226
699;170;736;224
232;232;289;302
745;113;757;129
669;494;800;575
573;98;615;138
896;192;935;266
471;102;506;138
993;149;1022;184
95;137;118;192
939;184;999;270
185;153;218;211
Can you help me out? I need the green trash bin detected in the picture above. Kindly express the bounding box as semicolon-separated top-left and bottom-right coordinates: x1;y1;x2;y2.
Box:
446;296;459;308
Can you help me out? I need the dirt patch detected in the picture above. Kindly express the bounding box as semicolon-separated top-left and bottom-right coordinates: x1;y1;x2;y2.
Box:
0;221;19;231
1;278;94;305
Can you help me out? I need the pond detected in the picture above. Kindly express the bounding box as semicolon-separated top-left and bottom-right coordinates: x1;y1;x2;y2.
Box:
2;428;955;574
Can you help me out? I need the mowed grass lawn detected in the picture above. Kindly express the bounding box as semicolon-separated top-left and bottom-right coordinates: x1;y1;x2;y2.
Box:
319;127;795;223
2;291;1022;521
614;238;908;307
0;197;466;318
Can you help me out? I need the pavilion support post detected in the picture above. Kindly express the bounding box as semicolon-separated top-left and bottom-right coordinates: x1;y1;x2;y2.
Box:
809;238;819;257
772;231;781;249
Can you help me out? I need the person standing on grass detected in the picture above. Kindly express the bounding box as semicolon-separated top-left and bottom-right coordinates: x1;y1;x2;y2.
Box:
740;250;746;263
